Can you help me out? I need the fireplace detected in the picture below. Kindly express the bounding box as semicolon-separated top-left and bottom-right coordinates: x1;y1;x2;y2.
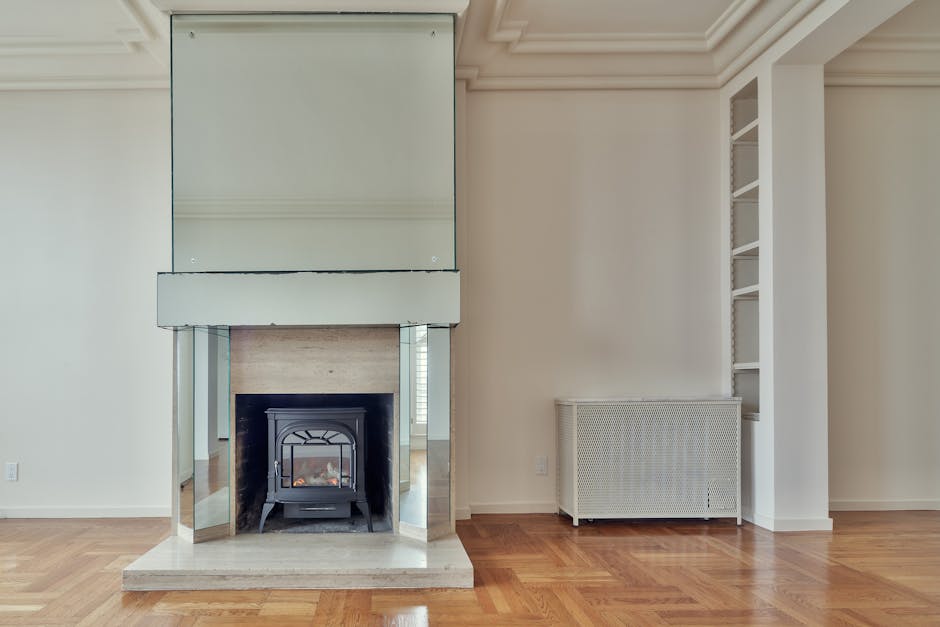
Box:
235;390;394;535
260;407;371;532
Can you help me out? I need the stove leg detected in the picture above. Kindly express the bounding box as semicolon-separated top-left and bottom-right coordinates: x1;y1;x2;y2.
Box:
355;500;373;532
259;501;274;533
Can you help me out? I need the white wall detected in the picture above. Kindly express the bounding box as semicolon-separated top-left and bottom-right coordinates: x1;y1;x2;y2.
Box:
461;90;722;513
0;90;172;517
825;85;940;510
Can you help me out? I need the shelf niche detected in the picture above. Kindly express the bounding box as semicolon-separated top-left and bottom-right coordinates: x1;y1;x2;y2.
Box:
730;78;760;420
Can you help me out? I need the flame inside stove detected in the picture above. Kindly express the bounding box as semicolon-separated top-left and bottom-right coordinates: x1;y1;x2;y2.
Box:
291;458;346;487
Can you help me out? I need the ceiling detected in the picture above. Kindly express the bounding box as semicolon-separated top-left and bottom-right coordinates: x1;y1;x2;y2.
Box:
0;0;936;90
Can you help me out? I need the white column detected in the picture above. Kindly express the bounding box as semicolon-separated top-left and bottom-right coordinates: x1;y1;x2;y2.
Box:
767;64;832;530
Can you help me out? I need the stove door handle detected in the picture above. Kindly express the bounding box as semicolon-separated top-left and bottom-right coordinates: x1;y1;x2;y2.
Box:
274;460;280;478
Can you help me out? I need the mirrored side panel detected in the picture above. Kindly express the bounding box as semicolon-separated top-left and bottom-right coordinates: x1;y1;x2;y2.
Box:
399;325;427;530
176;328;194;533
399;327;412;498
192;327;231;539
426;326;452;538
171;14;455;272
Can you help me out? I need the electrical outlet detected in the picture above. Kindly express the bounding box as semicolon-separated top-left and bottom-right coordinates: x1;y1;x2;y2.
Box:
535;455;548;476
5;462;17;481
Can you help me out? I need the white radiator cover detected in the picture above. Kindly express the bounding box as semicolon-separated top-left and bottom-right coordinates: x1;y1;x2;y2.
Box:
556;398;741;526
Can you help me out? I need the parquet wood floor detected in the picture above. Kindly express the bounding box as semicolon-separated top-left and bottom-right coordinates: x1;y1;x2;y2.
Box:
0;511;938;625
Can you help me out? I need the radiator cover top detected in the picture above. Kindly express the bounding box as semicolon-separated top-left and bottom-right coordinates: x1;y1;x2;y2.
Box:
556;398;741;526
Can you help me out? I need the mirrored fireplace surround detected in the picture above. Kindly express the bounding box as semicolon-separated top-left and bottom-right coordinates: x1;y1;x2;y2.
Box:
173;325;454;544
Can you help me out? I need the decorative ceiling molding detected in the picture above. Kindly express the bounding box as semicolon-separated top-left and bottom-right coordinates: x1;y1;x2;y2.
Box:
850;34;940;53
0;0;935;92
454;65;718;90
715;0;822;86
455;9;468;58
0;76;169;90
705;0;762;49
152;0;469;14
458;0;816;90
485;0;760;55
0;41;134;56
0;0;169;90
455;66;479;81
824;71;940;86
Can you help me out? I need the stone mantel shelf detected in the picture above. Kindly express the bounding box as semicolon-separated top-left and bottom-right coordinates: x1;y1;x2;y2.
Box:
156;270;460;328
151;0;469;15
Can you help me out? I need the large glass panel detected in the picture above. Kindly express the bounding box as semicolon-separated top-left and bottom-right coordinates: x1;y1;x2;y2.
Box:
176;328;194;532
171;14;455;272
192;327;231;536
426;326;452;538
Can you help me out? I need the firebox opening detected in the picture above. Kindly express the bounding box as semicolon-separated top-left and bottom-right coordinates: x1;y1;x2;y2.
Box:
235;393;393;534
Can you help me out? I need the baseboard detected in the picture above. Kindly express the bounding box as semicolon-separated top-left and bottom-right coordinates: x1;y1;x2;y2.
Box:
0;506;170;518
750;511;833;531
771;517;833;532
469;501;557;515
455;506;471;520
830;498;940;511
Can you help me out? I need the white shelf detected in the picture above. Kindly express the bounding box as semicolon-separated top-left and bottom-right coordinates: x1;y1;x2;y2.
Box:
732;284;759;299
743;412;760;422
732;119;758;143
732;240;759;258
734;362;760;372
732;179;759;200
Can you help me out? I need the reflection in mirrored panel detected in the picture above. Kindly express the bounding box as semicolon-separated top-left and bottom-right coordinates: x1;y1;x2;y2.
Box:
176;328;194;531
426;326;452;537
192;327;231;535
399;325;428;529
171;14;455;272
399;327;412;507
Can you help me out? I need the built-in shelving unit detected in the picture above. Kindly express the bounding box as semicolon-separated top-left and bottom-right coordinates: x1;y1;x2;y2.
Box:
730;79;760;421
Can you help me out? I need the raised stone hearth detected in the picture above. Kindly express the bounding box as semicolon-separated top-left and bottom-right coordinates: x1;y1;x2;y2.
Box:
124;533;472;590
124;324;470;590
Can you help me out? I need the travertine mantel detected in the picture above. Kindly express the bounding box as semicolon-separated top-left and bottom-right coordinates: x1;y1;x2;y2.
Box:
231;327;399;395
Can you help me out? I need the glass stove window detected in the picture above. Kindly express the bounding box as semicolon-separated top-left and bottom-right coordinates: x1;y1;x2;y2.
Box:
281;430;353;489
290;445;350;488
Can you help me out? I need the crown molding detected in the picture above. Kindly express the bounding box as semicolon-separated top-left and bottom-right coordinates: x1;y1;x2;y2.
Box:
455;9;468;57
452;67;718;91
850;34;940;53
455;65;478;81
152;0;469;14
705;0;761;49
486;0;760;55
716;0;822;86
824;71;940;86
0;0;169;90
0;76;169;90
0;41;134;56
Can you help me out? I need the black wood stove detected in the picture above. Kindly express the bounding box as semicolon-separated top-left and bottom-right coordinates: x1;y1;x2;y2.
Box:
259;407;372;532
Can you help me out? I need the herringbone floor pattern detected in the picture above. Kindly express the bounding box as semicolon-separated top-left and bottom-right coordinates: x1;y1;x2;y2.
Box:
0;511;938;625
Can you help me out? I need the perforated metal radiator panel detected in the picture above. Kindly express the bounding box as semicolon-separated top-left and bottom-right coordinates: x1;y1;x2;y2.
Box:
556;403;575;514
555;399;740;525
